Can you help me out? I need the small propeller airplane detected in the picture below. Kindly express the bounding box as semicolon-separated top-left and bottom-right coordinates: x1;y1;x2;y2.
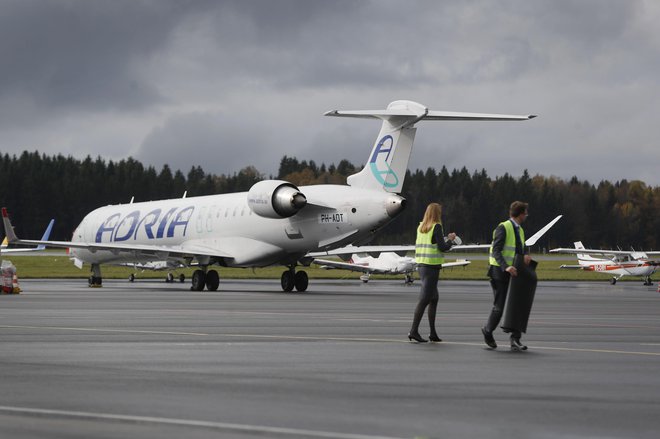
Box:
2;100;535;292
122;261;188;283
1;219;54;255
310;215;562;284
550;241;660;285
312;246;470;284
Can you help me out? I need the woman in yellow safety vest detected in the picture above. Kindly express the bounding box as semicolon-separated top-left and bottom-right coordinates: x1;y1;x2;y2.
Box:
408;203;458;343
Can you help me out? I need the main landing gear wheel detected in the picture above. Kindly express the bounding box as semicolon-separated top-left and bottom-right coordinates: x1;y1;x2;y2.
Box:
179;273;186;283
643;277;653;286
281;271;295;292
166;273;174;283
405;274;414;285
294;271;309;292
205;270;220;291
610;277;617;285
88;276;103;287
191;269;206;291
88;264;102;288
128;273;135;282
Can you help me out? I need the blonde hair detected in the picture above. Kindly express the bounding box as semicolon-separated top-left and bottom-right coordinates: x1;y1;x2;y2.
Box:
420;203;442;233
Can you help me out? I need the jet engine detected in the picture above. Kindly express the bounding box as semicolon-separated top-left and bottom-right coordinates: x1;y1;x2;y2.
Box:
247;180;307;218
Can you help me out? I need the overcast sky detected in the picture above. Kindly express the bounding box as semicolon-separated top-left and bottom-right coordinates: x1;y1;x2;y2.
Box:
1;0;659;186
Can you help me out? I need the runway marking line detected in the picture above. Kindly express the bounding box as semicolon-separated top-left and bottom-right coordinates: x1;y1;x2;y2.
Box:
0;325;209;337
0;405;404;439
3;324;660;356
531;320;660;330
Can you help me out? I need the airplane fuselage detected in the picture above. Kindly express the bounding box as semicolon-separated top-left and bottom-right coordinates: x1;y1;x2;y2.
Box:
70;185;403;268
580;258;658;278
351;253;417;274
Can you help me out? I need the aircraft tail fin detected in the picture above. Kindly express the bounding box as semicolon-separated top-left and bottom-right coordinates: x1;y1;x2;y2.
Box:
574;241;599;263
326;100;535;193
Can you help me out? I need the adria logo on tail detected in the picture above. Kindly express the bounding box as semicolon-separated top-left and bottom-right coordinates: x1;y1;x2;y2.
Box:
368;135;398;188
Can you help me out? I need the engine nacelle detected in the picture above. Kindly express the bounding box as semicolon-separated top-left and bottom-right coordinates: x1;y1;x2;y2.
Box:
247;180;307;218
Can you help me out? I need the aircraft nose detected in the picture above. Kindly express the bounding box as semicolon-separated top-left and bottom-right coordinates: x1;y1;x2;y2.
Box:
385;194;406;218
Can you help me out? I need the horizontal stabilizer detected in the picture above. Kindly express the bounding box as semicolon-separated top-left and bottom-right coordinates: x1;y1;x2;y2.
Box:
325;109;536;122
559;264;586;270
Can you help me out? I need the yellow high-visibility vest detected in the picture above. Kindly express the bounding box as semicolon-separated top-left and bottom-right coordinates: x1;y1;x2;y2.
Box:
415;222;445;266
489;220;525;267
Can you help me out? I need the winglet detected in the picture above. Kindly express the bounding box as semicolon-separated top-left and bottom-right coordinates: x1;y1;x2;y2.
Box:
1;207;18;243
525;214;563;246
36;219;55;250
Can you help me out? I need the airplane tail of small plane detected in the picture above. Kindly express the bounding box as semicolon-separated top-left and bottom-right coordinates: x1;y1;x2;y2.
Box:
325;100;535;193
574;241;600;265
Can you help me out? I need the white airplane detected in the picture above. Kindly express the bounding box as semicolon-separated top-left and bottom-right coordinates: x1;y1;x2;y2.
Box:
1;100;534;292
313;249;470;284
550;241;660;285
1;219;54;255
123;261;187;283
310;215;562;283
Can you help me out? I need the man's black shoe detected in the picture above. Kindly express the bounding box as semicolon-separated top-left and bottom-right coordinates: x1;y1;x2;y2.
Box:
510;338;528;351
481;327;497;349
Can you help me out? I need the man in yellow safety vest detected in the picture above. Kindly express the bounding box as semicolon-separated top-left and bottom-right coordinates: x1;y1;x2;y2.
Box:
481;201;531;351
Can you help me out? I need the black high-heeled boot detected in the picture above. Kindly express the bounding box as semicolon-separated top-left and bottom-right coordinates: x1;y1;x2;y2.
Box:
407;332;428;343
429;333;442;342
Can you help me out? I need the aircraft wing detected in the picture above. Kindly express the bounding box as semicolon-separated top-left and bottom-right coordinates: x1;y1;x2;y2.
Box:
441;259;471;268
1;218;54;254
308;245;415;258
450;244;490;251
307;214;561;260
1;208;233;260
312;258;388;274
308;243;490;259
550;247;633;257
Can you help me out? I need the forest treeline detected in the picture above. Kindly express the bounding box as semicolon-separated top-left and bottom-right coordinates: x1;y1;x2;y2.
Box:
2;151;659;251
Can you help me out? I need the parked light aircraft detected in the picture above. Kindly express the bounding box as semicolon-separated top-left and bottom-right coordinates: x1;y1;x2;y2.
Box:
314;253;470;284
124;261;187;283
1;219;54;255
1;100;534;292
550;241;660;285
311;215;562;283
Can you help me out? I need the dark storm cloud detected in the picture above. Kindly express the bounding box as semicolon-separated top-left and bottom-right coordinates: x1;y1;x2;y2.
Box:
0;0;659;184
0;0;185;112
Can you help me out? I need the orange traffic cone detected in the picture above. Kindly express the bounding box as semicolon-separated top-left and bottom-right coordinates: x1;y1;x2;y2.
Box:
11;273;21;294
657;282;660;294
